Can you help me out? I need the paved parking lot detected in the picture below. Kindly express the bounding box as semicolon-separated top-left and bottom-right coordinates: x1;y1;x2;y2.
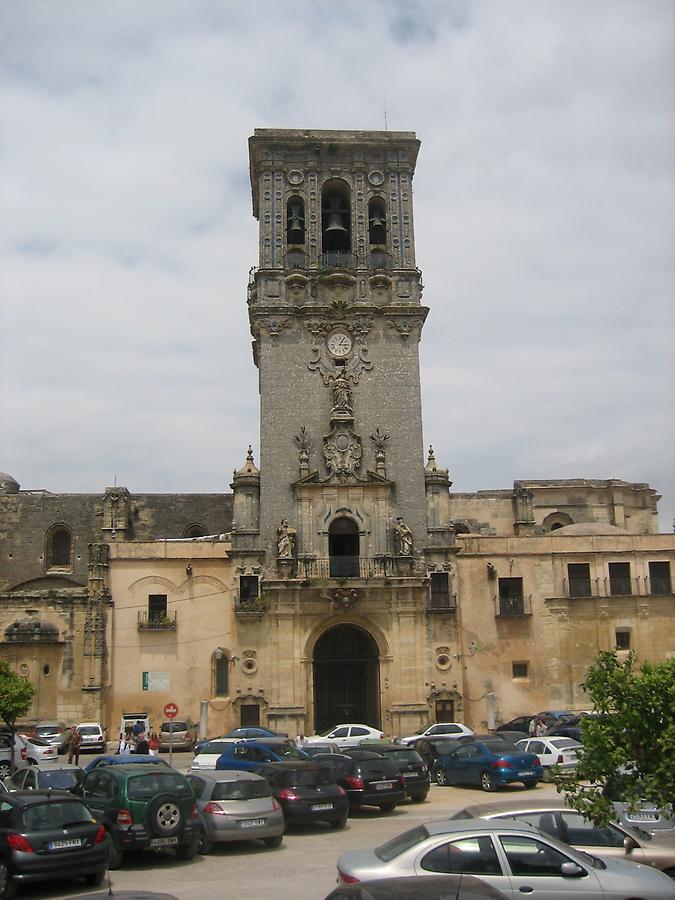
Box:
12;749;562;900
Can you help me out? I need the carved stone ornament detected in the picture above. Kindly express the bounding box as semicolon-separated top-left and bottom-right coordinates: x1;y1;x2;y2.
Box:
392;517;413;556
259;317;293;337
387;316;424;340
323;424;363;483
328;588;359;610
276;520;296;559
308;336;373;384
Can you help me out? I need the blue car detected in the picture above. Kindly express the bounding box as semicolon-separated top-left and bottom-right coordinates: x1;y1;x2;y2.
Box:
215;740;308;771
432;738;542;791
83;754;171;773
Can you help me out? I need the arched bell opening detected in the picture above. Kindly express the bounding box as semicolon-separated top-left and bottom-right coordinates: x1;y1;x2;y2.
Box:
313;624;380;732
368;196;386;246
321;179;351;256
286;197;305;245
328;517;359;578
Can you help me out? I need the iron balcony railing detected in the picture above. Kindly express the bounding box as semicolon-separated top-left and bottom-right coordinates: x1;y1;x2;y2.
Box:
299;557;392;579
562;576;673;599
427;592;457;613
495;595;532;618
138;611;177;630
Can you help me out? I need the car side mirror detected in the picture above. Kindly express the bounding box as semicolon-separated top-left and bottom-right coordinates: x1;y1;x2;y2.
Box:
560;862;584;878
623;835;639;852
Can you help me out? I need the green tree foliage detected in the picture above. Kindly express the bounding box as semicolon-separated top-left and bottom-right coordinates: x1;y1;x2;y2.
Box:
0;660;35;770
551;651;675;825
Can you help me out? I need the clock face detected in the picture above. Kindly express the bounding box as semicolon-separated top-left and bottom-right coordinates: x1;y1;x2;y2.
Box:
327;331;352;357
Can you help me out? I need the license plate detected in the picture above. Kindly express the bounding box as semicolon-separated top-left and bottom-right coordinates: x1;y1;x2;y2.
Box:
150;836;178;847
518;770;533;776
48;838;82;850
630;813;658;821
310;803;333;811
239;818;266;828
403;771;420;779
375;782;393;790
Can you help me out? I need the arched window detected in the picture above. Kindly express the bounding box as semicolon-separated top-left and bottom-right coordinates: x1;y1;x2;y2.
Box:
213;649;229;697
542;512;574;532
321;179;351;257
183;524;206;538
46;525;73;570
287;198;305;245
368;197;386;246
328;517;359;578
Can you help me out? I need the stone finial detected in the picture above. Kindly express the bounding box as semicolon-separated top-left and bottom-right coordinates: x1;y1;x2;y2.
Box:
234;446;260;478
425;445;437;473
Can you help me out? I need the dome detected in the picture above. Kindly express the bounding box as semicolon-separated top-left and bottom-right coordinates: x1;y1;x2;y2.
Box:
0;472;20;494
553;522;630;536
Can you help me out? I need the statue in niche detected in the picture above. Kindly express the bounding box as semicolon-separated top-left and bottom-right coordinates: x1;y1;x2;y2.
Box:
331;373;352;413
392;517;413;556
276;519;296;559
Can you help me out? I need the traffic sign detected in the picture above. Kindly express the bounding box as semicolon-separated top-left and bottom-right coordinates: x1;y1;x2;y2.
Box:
164;702;178;719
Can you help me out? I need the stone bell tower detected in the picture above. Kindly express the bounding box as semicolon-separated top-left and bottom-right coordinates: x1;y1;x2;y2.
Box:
234;130;459;736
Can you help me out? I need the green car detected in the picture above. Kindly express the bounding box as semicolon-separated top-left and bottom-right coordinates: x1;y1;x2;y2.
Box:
72;763;200;868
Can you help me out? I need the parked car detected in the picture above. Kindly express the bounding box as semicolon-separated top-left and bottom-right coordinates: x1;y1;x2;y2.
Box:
13;734;59;768
304;724;384;750
432;738;542;791
32;722;72;754
0;736;12;780
399;723;474;746
186;770;285;853
514;737;581;779
360;744;430;803
324;874;510;899
158;721;194;752
221;727;288;740
335;818;675;897
5;764;84;792
83;754;170;773
302;742;341;758
493;716;535;735
408;737;465;775
191;740;238;771
72;763;200;867
75;723;107;754
545;713;601;742
253;760;349;829
0;789;107;897
448;796;675;879
602;772;675;833
215;739;307;772
314;750;406;813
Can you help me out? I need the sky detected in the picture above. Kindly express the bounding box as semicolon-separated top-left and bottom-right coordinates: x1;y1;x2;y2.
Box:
1;0;674;530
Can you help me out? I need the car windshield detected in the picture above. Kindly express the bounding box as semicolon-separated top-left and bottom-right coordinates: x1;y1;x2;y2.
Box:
381;750;423;764
430;740;457;753
576;850;606;870
35;726;61;736
285;769;334;787
39;770;83;789
127;773;193;800
22;801;94;831
273;744;305;759
549;738;580;749
212;780;271;801
200;741;233;755
78;726;101;736
376;825;429;861
161;722;188;732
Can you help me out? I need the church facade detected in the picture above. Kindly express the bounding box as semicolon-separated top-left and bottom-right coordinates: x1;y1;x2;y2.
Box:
1;129;673;737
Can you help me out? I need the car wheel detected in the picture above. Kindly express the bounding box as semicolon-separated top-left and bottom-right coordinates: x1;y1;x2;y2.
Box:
198;833;213;855
523;781;537;789
105;834;124;870
410;791;428;803
83;870;105;888
379;802;396;813
148;795;184;837
264;833;284;847
0;862;16;900
175;839;198;861
480;770;497;792
0;763;10;780
329;816;348;830
435;769;449;787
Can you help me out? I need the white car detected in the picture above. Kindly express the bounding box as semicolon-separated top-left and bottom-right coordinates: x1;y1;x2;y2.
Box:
303;724;383;749
13;734;59;767
400;722;474;745
190;738;237;770
76;722;107;753
516;736;581;777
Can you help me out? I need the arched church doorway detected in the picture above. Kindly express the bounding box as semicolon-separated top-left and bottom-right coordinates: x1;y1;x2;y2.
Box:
313;625;380;732
328;517;359;577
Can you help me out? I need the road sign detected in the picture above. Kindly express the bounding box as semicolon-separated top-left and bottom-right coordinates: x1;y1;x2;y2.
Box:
164;702;178;719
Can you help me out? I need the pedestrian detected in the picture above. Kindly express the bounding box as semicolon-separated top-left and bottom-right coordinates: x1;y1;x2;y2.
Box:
132;719;145;739
135;732;150;755
117;731;133;754
528;717;537;737
294;734;305;750
534;717;545;737
148;732;160;756
67;727;82;765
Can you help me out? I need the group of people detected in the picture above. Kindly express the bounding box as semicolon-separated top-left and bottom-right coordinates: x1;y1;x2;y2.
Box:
528;716;547;737
117;721;160;756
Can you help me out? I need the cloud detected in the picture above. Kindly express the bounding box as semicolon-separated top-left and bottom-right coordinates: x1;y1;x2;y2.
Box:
1;0;673;529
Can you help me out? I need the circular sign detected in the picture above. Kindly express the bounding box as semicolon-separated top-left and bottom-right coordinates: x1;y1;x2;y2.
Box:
163;702;178;719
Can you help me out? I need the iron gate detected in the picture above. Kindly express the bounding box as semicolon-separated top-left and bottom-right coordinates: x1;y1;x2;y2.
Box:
313;625;380;733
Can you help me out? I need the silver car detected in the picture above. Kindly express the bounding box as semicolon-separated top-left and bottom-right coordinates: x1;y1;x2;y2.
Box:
336;819;675;898
186;769;285;853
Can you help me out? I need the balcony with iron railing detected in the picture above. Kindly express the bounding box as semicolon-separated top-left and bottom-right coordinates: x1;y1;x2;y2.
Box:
138;610;177;631
495;594;532;618
562;576;674;599
427;591;457;613
298;557;392;580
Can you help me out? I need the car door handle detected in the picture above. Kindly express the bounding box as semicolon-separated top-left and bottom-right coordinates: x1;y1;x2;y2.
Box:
518;888;534;894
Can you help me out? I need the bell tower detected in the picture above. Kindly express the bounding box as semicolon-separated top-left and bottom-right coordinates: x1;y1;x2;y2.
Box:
234;129;459;736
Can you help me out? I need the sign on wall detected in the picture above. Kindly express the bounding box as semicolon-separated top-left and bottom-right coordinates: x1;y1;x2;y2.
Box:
142;671;170;692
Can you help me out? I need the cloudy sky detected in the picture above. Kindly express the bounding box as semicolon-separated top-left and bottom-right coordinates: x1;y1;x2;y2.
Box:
1;0;673;529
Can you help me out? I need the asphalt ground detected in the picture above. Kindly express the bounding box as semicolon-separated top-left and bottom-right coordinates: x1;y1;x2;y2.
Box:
12;749;565;900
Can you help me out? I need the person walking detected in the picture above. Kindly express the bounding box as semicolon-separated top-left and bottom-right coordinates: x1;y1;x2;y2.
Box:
148;732;160;756
67;728;82;765
135;732;150;755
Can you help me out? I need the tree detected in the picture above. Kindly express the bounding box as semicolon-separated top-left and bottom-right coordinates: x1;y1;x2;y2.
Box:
0;660;35;771
551;650;675;825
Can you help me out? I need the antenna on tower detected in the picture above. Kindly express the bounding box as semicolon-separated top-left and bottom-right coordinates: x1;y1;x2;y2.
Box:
384;96;388;132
